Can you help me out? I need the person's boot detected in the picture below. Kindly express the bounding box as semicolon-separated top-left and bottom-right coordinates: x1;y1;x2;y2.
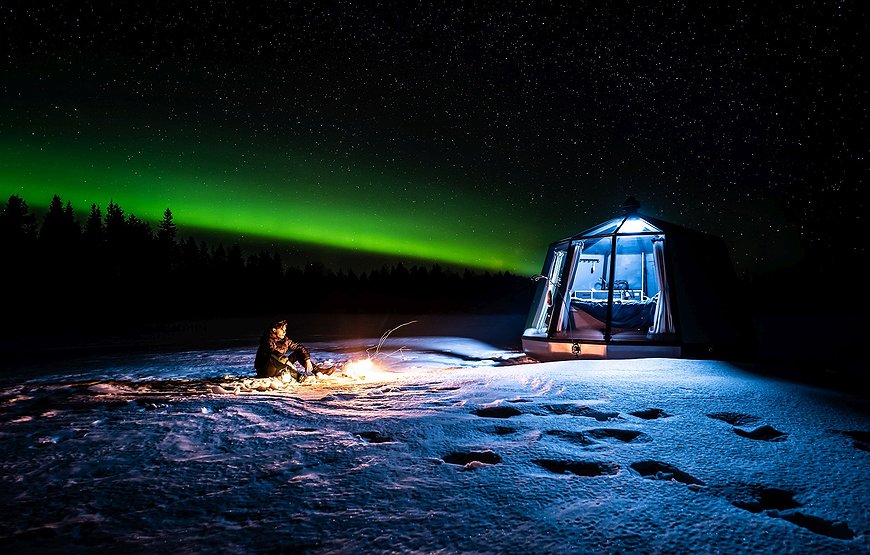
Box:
315;363;335;376
287;367;306;383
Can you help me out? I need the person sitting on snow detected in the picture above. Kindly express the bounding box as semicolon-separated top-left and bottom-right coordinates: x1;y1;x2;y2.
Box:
254;319;333;382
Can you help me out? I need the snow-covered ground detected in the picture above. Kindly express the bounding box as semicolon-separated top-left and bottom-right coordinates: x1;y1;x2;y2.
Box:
1;334;868;554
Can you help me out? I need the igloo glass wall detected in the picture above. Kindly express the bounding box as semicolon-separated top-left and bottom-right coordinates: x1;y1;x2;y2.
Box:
522;193;753;360
522;198;748;361
525;215;672;344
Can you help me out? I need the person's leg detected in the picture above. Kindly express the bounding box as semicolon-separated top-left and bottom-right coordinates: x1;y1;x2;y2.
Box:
290;346;333;376
262;355;285;378
286;347;314;379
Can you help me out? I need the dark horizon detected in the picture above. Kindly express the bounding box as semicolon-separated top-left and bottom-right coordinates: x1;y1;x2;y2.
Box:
1;189;853;358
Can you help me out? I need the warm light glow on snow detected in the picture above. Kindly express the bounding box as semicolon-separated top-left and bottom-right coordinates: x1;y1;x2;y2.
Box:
343;358;392;381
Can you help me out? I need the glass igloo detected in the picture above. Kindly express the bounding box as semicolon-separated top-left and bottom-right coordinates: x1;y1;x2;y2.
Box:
522;198;749;361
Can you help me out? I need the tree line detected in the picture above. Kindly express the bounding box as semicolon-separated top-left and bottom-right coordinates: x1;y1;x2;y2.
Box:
0;194;535;332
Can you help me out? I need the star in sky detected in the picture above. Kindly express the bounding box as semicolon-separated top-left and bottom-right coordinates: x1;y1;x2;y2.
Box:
1;2;864;276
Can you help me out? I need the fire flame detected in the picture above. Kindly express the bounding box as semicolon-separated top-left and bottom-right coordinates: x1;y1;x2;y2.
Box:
342;358;388;381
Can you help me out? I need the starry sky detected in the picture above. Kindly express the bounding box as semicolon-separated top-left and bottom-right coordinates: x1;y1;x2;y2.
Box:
1;2;865;277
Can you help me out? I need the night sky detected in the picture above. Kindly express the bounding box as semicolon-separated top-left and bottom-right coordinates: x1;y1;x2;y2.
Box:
1;2;865;277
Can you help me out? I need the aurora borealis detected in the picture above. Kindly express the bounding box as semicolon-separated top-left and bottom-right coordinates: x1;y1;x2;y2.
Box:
1;2;864;278
1;124;538;273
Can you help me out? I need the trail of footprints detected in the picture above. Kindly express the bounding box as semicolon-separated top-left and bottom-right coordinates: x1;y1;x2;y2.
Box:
9;380;864;542
388;391;860;542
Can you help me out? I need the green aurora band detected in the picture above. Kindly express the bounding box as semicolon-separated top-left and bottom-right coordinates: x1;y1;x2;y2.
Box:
1;135;545;275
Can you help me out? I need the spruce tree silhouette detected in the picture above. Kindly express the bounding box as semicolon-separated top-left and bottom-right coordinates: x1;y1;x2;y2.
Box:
1;195;39;304
83;204;104;247
156;208;178;276
0;194;37;244
157;208;177;245
37;195;83;312
39;194;77;249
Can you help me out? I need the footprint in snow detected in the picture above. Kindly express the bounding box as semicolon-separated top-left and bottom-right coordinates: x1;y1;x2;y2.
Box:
706;412;760;426
483;426;518;436
723;484;855;539
629;460;705;487
474;406;522;419
545;430;597;446
727;485;803;513
532;459;619;477
629;408;671;420
776;511;855;540
733;424;788;442
546;428;651;446
833;430;870;452
705;412;786;441
541;404;620;421
442;450;501;470
354;431;394;444
585;428;652;443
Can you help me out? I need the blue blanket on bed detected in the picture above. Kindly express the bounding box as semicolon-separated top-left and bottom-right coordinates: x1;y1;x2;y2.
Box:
571;299;656;328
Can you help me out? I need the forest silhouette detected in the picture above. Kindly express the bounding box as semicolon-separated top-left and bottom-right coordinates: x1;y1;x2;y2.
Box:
1;194;535;334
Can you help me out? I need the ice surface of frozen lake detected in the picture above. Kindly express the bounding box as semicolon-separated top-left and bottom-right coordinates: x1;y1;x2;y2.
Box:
1;331;868;554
